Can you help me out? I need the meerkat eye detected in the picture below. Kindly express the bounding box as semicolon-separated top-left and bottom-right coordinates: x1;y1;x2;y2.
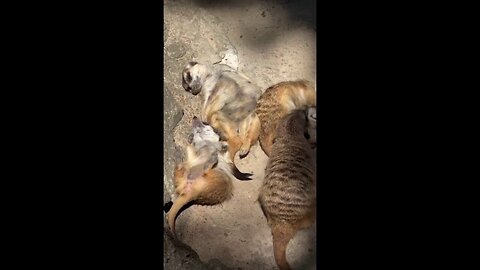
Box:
186;72;192;82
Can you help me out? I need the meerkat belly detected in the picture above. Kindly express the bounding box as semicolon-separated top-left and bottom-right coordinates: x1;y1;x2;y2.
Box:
194;170;232;205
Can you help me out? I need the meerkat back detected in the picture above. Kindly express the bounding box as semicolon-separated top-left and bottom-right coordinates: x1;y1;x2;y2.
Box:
255;80;316;157
258;109;316;270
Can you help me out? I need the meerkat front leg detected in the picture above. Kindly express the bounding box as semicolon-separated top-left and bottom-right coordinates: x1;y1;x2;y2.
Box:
209;113;243;162
238;113;261;158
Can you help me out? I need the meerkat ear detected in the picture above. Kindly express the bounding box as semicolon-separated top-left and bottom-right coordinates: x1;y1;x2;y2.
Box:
307;107;316;122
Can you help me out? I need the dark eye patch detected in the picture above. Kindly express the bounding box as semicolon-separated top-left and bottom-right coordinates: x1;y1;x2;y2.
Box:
186;72;192;83
187;133;194;144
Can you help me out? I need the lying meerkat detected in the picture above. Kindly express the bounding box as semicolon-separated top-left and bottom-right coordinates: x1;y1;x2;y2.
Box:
182;61;262;164
258;109;316;270
166;116;252;236
255;80;316;157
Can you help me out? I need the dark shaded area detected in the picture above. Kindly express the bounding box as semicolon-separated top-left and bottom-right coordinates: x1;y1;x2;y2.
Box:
164;201;174;212
164;231;233;270
193;0;258;8
192;0;316;28
191;0;316;51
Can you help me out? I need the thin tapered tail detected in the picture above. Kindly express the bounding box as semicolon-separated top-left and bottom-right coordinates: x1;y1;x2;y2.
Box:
166;194;194;236
272;225;295;270
229;163;252;180
226;136;253;181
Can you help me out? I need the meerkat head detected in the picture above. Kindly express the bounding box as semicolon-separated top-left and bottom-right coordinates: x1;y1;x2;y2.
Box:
184;116;222;179
276;109;309;139
182;61;209;95
188;116;221;148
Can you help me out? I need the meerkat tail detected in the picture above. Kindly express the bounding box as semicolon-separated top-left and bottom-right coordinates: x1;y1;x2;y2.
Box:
224;136;253;180
218;151;253;181
272;224;295;270
166;194;194;236
228;163;252;181
227;136;242;163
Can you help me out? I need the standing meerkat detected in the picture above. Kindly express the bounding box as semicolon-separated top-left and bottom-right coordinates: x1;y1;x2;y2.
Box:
258;109;316;270
182;61;262;165
255;80;316;157
166;117;252;236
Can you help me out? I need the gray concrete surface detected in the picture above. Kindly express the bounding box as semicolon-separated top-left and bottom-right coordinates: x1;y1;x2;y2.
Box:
163;1;316;269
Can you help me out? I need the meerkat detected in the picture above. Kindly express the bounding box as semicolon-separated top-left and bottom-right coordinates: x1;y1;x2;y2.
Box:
182;61;262;165
166;116;252;236
255;80;316;157
258;109;316;270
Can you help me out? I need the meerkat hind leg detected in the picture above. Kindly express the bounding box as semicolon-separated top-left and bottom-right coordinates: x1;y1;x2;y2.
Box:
210;113;241;161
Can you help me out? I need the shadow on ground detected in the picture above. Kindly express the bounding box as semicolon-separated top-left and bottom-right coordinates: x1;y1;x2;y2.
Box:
189;0;316;50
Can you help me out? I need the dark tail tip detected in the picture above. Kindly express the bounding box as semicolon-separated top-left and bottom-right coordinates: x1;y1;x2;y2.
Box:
163;201;173;213
229;163;253;181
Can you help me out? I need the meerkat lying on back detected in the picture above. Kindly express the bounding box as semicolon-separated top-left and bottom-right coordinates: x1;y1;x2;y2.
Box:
258;109;316;270
255;80;316;157
182;61;262;165
166;116;252;236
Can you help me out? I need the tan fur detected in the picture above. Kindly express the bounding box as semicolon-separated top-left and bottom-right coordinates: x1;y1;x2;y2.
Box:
182;62;262;162
256;80;316;157
209;112;261;162
167;144;233;236
258;110;316;270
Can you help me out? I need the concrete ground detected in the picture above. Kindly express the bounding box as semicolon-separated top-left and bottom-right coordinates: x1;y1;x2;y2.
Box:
163;1;316;269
